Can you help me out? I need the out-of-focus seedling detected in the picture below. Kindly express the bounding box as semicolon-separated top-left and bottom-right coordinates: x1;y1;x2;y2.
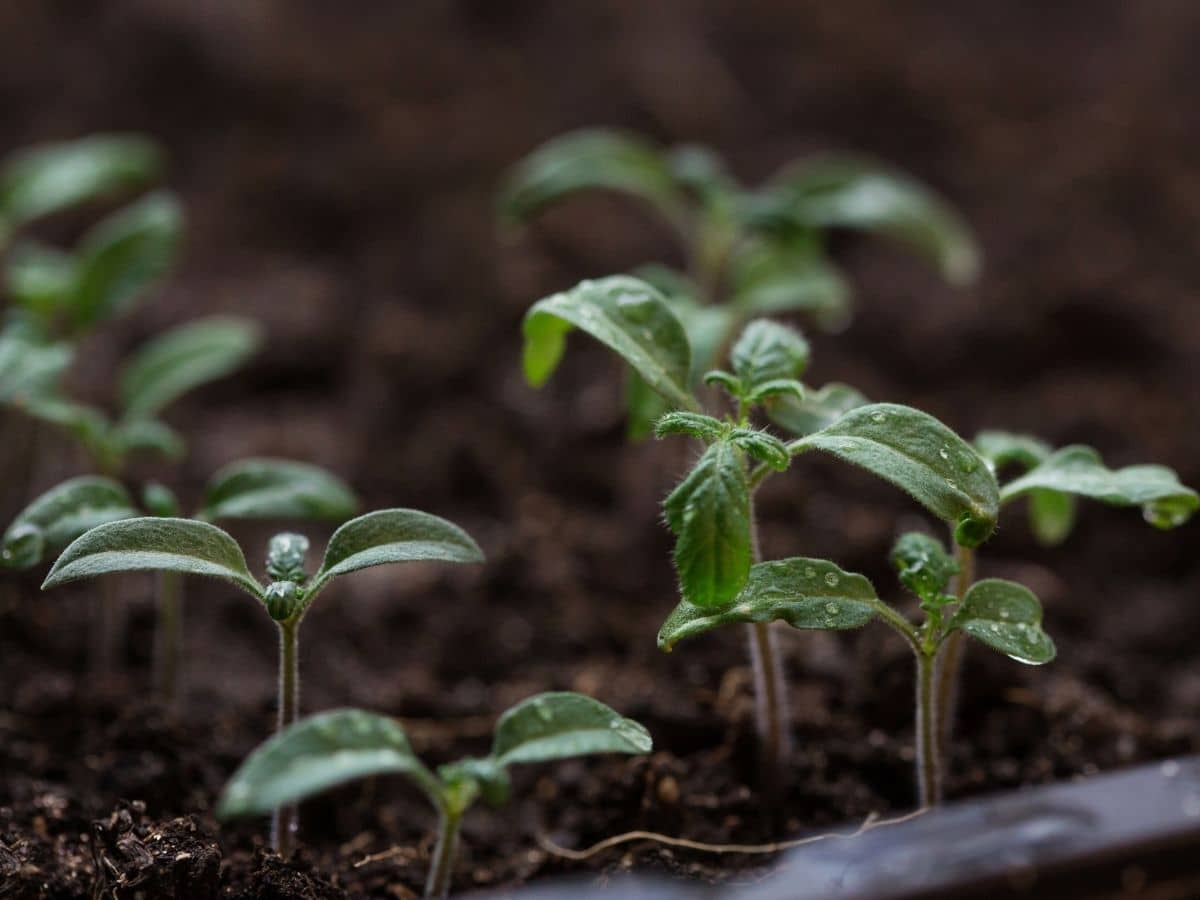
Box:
521;275;997;786
41;507;483;851
502;129;978;437
217;694;651;897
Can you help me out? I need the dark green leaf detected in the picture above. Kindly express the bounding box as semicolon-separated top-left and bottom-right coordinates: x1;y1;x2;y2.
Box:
729;427;790;471
119;316;261;419
654;411;727;443
2;476;137;570
1028;488;1077;547
999;445;1198;530
949;578;1055;665
658;558;878;651
218;709;439;819
730;319;810;391
491;692;652;766
663;441;751;608
499;130;685;227
71;191;183;329
974;431;1053;475
200;458;358;523
765;382;868;437
795;403;999;547
729;242;851;329
42;517;263;597
523;276;695;410
890;531;958;604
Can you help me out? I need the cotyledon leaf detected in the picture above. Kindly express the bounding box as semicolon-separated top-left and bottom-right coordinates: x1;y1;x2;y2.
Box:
199;458;358;522
523;276;696;411
658;557;879;651
794;403;999;547
490;692;652;766
949;578;1055;665
2;476;138;570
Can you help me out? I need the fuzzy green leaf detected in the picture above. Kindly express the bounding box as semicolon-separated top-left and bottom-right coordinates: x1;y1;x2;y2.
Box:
891;531;958;604
42;517;263;597
109;418;185;462
2;476;137;570
795;403;1000;547
218;709;438;819
654;411;727;443
119;316;261;419
658;558;878;651
949;579;1055;665
730;319;810;392
765;382;868;438
755;156;980;285
999;445;1198;530
663;441;751;608
974;431;1053;475
523;276;695;410
200;458;358;523
729;243;851;329
0;134;163;230
744;378;805;406
499;129;684;226
70;191;183;329
5;241;78;318
0;322;72;406
729;427;790;471
491;692;652;766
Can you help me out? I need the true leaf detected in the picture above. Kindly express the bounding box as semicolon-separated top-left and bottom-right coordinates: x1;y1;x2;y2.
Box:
523;276;695;410
5;240;78;319
490;692;652;766
200;458;358;522
654;411;727;443
42;517;263;597
663;441;751;608
729;427;790;471
891;531;958;604
729;242;851;329
794;403;1000;547
0;134;163;231
974;431;1052;475
949;578;1055;664
119;316;261;419
218;709;438;819
765;382;868;437
730;319;810;392
2;476;137;570
999;445;1198;530
70;190;183;329
499;129;685;227
658;557;878;651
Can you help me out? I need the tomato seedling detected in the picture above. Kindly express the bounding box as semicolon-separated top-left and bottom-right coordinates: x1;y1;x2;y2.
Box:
217;693;651;897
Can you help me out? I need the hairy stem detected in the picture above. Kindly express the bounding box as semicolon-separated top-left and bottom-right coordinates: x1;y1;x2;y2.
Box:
746;497;789;787
91;577;124;676
935;542;975;760
915;648;942;808
271;619;300;855
154;572;183;705
424;808;464;899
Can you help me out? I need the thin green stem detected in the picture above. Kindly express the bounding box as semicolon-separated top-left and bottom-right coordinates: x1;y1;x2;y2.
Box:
935;542;975;759
154;572;184;705
424;807;463;899
915;648;942;808
746;496;789;788
271;619;300;856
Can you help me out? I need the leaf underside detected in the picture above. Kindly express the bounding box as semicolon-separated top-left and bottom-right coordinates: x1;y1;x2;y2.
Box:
200;458;358;522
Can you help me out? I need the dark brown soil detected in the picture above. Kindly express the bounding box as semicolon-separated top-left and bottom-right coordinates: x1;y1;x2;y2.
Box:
2;1;1199;897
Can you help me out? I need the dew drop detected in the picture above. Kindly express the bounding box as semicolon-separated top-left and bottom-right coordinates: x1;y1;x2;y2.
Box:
616;292;655;323
938;447;950;461
825;602;839;615
999;609;1010;619
533;699;552;722
824;572;839;587
871;411;886;424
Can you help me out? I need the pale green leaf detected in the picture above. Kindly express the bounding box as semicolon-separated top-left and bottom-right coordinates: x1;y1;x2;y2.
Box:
765;382;868;437
5;240;78;318
200;458;358;523
2;476;137;570
794;403;1000;547
109;418;185;462
491;692;652;766
1028;488;1077;547
999;445;1198;530
658;558;878;651
654;411;727;443
949;578;1055;665
0;322;72;405
729;243;851;329
218;709;438;819
730;319;810;392
974;431;1052;475
523;276;695;410
663;441;751;608
42;517;263;598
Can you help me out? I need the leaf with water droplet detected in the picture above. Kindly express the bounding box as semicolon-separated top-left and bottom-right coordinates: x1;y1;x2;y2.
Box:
891;531;958;606
658;557;878;650
730;319;810;393
948;578;1055;665
490;692;652;766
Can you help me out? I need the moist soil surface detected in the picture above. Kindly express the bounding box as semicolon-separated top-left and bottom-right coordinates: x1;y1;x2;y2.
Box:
2;2;1199;897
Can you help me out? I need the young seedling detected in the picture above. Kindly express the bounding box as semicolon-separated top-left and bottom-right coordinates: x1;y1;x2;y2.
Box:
217;693;651;898
660;529;1052;807
41;506;484;853
521;275;998;786
502;129;978;436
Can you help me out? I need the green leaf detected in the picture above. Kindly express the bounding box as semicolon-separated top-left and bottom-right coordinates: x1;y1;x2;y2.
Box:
949;578;1055;665
142;482;181;518
218;709;439;819
795;403;999;547
499;130;685;227
754;155;980;285
744;378;805;407
729;242;851;329
109;418;185;462
0;134;163;230
523;276;696;410
663;441;751;608
671;300;736;383
490;692;652;767
974;431;1053;475
42;517;263;598
890;531;958;604
5;241;78;319
765;382;868;437
200;458;358;523
999;445;1198;530
1028;488;1077;547
2;476;137;570
658;558;878;651
0;322;73;406
730;319;810;392
625;369;673;442
119;316;261;419
307;508;484;598
70;191;183;329
19;396;112;464
729;427;790;471
654;411;728;443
